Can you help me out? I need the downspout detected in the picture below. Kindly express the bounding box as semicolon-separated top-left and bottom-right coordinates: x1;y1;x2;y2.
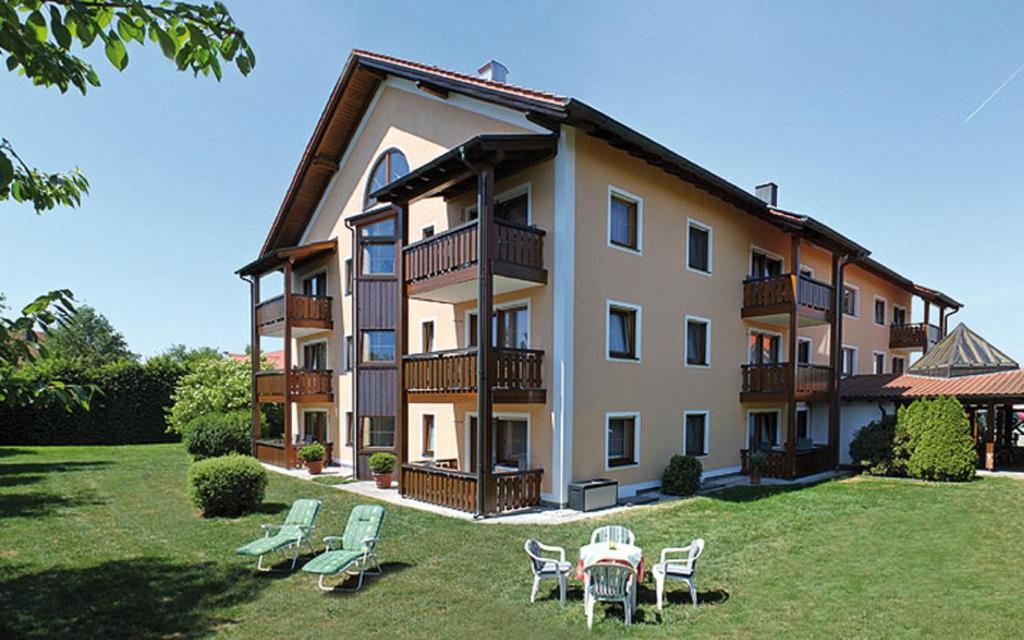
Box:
343;217;358;479
239;273;258;456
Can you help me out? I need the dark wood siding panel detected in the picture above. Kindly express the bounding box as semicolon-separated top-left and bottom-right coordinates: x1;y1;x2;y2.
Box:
358;368;396;415
357;279;398;328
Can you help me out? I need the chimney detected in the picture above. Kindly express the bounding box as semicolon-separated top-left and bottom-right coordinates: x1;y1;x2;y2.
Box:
755;181;778;207
477;60;509;83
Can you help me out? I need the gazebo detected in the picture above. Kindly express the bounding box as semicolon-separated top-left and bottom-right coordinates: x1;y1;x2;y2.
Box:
841;324;1024;470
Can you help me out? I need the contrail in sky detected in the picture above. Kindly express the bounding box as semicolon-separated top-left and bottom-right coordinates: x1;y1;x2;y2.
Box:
964;60;1024;124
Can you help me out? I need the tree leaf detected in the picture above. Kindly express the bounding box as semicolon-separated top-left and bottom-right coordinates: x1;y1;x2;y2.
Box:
50;7;71;49
27;10;48;43
104;32;128;71
0;152;13;188
153;25;176;59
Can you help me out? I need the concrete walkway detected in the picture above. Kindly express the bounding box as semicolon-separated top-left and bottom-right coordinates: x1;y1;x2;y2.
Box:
262;462;847;525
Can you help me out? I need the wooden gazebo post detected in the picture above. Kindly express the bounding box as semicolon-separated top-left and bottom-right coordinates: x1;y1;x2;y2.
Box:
476;163;496;516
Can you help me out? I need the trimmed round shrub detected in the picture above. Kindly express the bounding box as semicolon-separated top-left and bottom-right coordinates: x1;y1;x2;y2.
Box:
849;415;898;476
299;442;325;462
182;410;251;460
661;454;703;496
368;452;397;475
898;397;976;482
188;454;267;517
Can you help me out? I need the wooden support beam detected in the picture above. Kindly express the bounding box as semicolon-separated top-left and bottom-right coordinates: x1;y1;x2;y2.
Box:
396;202;410;492
283;260;294;468
828;253;843;469
251;275;261;451
786;234;801;478
923;301;931;355
476;164;496;516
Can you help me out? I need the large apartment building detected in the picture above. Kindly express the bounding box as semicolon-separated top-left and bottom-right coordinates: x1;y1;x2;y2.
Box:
237;50;960;516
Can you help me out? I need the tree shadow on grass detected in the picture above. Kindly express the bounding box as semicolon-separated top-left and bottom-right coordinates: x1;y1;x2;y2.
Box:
252;501;289;516
0;448;36;458
704;484;809;503
0;558;268;640
0;491;106;518
0;461;110;477
0;474;44;488
322;560;413;593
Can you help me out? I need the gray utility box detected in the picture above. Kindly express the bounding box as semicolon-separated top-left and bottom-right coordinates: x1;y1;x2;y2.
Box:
568;479;618;512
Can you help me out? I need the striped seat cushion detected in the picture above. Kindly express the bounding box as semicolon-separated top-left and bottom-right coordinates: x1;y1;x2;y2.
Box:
302;549;363;575
235;533;295;557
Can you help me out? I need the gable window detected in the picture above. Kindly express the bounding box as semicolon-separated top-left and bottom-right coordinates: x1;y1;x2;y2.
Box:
892;305;907;326
687;220;712;274
608;189;641;252
362;243;395;275
303;411;328;442
685;316;710;367
841;346;857;377
422;414;435;457
796;407;810;440
302;341;327;370
749;331;782;365
362;330;395;363
422;225;435;239
361;416;395;448
607;302;640;361
874;298;887;326
751;249;783;280
892;356;906;375
873;352;885;375
749;411;779;448
842;285;859;317
344;259;353;296
344;336;353;372
684;411;709;457
797;337;812;365
421;320;435;353
606;413;639;468
302;271;327;297
364;149;409;209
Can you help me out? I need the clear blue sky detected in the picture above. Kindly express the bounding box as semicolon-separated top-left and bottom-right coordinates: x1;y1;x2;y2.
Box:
3;1;1023;359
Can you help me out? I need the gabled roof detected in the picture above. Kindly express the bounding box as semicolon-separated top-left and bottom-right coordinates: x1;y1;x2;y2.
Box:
909;323;1018;378
840;370;1024;401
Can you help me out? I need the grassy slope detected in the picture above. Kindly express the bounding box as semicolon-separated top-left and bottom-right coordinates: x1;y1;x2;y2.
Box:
1;444;1021;639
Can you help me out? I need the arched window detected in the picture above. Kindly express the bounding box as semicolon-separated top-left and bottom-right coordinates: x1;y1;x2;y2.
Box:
364;149;409;208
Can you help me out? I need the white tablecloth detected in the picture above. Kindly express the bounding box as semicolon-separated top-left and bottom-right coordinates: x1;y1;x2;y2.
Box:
577;542;645;582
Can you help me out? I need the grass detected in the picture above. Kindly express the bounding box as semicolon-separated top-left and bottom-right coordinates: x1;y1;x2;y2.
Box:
1;444;1022;639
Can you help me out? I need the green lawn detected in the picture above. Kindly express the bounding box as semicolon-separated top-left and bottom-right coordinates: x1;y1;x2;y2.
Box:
1;444;1021;639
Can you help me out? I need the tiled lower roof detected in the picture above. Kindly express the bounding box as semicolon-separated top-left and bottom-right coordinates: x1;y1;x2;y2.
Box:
840;370;1024;401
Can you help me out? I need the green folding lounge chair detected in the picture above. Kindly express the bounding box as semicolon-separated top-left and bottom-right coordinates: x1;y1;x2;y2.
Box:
302;504;385;591
235;498;322;571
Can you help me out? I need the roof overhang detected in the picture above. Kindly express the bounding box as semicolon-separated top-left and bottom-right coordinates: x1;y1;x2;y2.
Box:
237;238;338;277
371;134;559;204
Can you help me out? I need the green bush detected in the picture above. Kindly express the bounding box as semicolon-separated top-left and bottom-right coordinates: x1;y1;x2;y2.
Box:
0;358;183;445
166;357;251;435
661;454;703;496
897;397;976;482
368;452;397;474
849;415;898;476
187;454;267;517
299;442;325;462
182;410;251;460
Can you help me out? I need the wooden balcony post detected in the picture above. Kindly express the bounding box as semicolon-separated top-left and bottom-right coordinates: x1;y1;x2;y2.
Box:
922;301;931;355
397;201;409;491
828;253;842;469
476;163;496;516
283;260;294;468
250;275;261;451
786;235;801;478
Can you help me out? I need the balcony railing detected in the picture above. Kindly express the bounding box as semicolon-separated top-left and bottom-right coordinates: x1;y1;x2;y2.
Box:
741;363;833;397
255;294;332;333
255;369;333;401
740;446;833;479
890;323;940;350
742;274;834;317
403;219;545;289
400;463;543;514
403;347;544;398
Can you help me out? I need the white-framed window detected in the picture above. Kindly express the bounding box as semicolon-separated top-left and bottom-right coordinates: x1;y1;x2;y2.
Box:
605;412;640;469
892;355;906;374
797;337;813;365
606;300;642;362
796;405;811;440
343;258;353;296
607;186;643;254
841;345;858;377
799;265;815;278
301;409;329;442
892;304;907;326
362;330;395;363
686;218;712;275
465;299;531;350
842;283;860;318
422;414;435;457
421;224;435;239
873;351;886;375
301;269;327;297
463;182;531;226
344;335;353;372
873;296;888;327
345;411;354;446
684;315;711;368
683;410;709;457
748;409;782;448
420;318;435;353
750;246;784;279
301;338;328;370
464;411;531;472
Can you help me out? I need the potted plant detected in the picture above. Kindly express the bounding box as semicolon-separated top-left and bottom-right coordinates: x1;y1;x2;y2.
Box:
299;442;326;475
749;451;767;486
369;452;397;489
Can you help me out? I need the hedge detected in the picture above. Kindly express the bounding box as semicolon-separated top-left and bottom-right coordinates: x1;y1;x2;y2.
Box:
182;410;252;460
896;397;976;482
661;454;703;496
0;359;184;445
849;415;898;476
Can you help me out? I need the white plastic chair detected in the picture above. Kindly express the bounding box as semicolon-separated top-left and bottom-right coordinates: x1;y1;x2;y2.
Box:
524;539;572;607
583;562;636;629
590;525;636;546
652;538;705;610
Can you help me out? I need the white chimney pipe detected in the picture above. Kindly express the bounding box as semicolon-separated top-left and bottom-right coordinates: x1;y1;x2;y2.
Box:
477;60;509;83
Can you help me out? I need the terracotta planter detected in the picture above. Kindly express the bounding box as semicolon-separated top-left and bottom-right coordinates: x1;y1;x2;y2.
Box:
305;459;323;475
373;472;393;489
750;469;762;485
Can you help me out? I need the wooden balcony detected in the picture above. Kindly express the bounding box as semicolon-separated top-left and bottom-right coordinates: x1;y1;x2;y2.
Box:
256;294;332;337
741;363;833;401
740;446;833;479
741;274;834;326
403;220;547;303
255;369;334;403
400;462;543;515
890;323;940;350
403;348;545;403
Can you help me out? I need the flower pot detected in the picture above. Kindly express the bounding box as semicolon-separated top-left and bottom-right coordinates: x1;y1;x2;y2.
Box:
305;459;323;475
750;469;762;485
373;472;393;489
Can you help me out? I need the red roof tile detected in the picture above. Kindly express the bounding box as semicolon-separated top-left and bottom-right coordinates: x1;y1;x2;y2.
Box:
841;370;1024;401
229;350;284;370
